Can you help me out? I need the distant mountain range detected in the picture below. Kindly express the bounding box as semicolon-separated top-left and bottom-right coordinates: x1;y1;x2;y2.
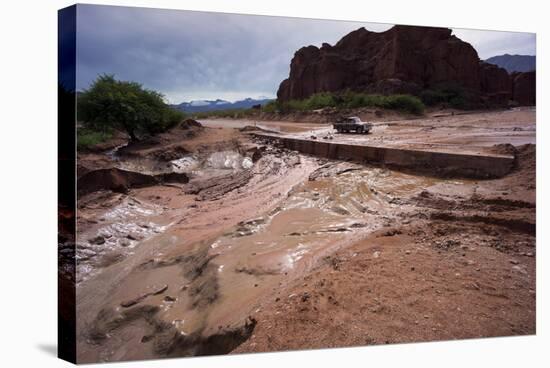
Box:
171;97;274;113
485;54;536;73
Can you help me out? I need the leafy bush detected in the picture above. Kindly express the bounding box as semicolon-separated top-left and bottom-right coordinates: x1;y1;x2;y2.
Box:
419;89;448;106
448;96;468;109
77;128;113;150
380;94;425;115
165;91;426;120
262;100;279;113
267;91;425;115
192;108;257;119
304;92;337;110
420;83;476;109
264;101;283;113
78;74;185;141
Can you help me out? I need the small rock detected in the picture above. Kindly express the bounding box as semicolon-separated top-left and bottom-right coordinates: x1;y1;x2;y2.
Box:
512;265;527;274
88;235;105;245
164;296;176;302
510;259;520;265
127;233;143;241
152;285;168;295
141;335;153;343
331;206;350;215
121;296;145;308
373;251;381;258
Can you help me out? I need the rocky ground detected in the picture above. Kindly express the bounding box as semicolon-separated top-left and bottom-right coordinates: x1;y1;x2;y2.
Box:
69;108;536;363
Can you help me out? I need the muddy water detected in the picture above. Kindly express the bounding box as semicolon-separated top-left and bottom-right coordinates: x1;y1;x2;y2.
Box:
76;150;253;284
77;154;447;361
114;150;252;177
76;196;170;283
149;166;441;338
200;118;325;133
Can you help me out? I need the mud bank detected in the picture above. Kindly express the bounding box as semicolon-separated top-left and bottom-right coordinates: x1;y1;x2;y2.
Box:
78;167;189;195
255;133;515;178
235;144;536;354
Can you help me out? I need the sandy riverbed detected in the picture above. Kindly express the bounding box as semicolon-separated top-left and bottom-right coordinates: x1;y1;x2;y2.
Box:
70;108;536;362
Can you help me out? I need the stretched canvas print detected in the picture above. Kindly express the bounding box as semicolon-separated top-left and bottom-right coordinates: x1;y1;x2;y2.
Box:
58;3;536;364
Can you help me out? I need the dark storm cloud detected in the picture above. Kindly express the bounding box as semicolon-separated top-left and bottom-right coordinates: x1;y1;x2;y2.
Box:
76;4;535;103
76;4;378;102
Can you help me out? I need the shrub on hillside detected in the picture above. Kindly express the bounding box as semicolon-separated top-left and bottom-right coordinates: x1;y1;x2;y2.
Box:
265;91;425;115
192;108;257;119
420;83;477;109
380;94;425;115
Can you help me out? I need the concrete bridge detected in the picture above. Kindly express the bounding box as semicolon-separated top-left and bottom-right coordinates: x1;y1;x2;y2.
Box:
254;133;515;178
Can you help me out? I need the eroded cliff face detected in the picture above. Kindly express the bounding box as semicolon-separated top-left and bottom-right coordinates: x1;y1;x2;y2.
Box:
277;25;535;106
512;71;536;106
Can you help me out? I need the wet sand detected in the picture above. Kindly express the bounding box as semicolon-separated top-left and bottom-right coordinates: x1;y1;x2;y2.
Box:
72;108;535;362
246;107;536;156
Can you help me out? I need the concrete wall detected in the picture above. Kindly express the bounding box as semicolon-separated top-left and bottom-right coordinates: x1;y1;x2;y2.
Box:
256;134;515;178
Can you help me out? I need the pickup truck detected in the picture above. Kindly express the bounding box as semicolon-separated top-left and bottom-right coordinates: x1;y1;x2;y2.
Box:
333;116;373;134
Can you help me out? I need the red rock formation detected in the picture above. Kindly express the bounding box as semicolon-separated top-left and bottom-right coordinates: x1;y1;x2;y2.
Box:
277;25;535;106
479;62;513;95
479;62;514;106
512;71;536;106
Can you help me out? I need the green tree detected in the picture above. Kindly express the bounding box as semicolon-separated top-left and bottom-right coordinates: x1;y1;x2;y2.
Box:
78;74;184;141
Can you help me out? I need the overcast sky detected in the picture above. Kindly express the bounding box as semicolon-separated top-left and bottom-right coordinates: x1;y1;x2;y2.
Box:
75;4;536;103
